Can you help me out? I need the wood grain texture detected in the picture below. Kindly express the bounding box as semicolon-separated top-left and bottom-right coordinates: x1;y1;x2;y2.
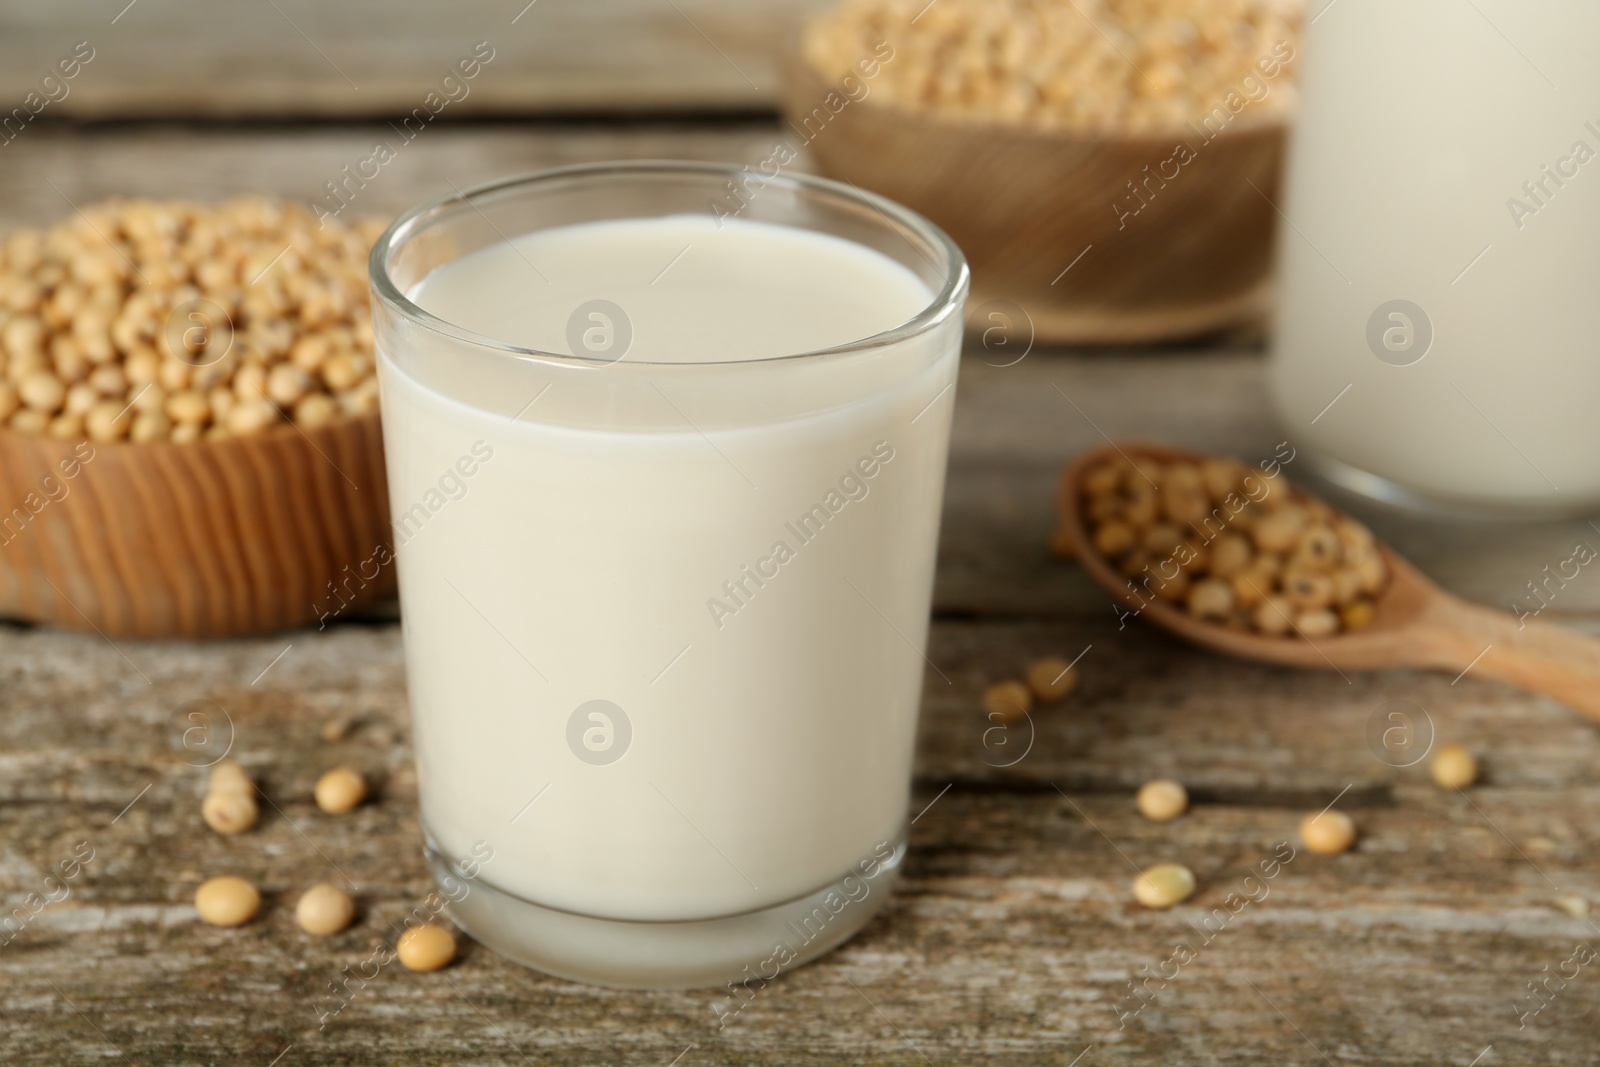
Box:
0;0;826;118
0;414;393;638
2;611;1598;1065
785;56;1285;343
1;123;1599;1065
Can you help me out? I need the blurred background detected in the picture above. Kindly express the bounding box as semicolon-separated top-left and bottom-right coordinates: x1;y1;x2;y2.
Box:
0;1;811;116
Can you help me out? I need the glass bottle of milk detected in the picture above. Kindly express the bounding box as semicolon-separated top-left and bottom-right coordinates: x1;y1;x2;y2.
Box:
1271;0;1600;515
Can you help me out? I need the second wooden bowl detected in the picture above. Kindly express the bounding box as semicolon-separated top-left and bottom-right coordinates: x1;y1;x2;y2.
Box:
0;414;393;638
785;57;1286;344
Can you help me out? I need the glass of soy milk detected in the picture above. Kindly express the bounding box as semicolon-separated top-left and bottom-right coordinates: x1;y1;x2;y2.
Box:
368;163;968;988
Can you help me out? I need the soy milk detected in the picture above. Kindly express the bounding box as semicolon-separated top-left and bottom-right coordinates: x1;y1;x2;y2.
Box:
1270;0;1600;512
377;215;959;921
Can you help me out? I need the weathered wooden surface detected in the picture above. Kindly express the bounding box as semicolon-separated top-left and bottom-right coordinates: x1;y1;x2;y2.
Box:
2;124;1600;1065
0;0;823;118
5;602;1600;1064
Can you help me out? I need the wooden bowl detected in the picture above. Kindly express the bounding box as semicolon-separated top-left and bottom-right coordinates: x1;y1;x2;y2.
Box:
0;414;393;638
784;55;1286;344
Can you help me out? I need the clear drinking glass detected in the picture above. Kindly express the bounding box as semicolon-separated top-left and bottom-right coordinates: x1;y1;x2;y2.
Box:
368;163;968;989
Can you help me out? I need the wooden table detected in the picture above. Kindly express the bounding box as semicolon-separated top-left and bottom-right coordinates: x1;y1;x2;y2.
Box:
3;122;1600;1067
0;0;825;118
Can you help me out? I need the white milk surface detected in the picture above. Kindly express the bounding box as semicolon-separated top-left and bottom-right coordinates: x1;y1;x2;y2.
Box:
379;215;958;921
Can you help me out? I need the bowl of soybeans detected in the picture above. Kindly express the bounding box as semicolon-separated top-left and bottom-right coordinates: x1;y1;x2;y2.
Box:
787;0;1302;343
0;197;395;638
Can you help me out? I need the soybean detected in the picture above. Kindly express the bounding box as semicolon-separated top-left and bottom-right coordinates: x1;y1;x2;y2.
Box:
202;759;258;835
1430;743;1479;790
1299;810;1357;856
195;875;261;927
1076;450;1386;641
1132;863;1196;909
314;767;368;814
296;882;355;936
0;197;387;442
1136;779;1188;822
803;0;1302;133
982;680;1033;723
397;923;458;972
1025;656;1080;703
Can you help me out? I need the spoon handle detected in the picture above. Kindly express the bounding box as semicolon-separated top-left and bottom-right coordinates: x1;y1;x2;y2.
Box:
1430;596;1600;725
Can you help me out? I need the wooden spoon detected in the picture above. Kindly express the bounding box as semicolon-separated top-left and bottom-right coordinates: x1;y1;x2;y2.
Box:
1056;442;1600;725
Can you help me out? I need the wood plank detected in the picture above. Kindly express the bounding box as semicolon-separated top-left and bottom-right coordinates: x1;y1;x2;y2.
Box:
2;618;1597;1064
0;0;824;119
0;124;788;229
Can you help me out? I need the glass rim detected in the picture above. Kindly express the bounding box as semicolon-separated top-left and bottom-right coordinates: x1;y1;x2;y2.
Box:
367;160;970;368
